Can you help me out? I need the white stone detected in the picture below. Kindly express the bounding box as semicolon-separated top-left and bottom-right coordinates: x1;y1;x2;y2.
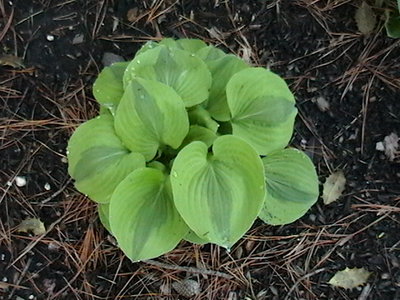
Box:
46;34;55;41
15;176;27;187
375;141;384;151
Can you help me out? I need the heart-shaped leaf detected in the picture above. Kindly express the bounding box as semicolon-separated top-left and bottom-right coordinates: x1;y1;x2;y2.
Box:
123;46;212;107
93;62;129;115
67;115;146;203
188;105;220;133
196;46;227;64
184;230;208;245
180;125;218;150
109;168;189;261
171;135;265;248
98;203;111;232
134;40;159;57
205;55;249;121
227;67;297;155
114;78;189;161
160;38;207;54
259;148;319;225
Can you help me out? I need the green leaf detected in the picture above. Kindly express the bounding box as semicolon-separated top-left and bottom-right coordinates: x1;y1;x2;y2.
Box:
98;203;111;233
188;105;220;133
123;46;212;107
147;161;168;173
93;62;129;115
160;38;207;54
259;148;319;225
184;230;209;245
227;67;297;155
171;135;265;248
196;46;227;65
109;168;189;261
114;78;189;161
177;39;207;53
180;125;218;149
67;115;146;203
385;10;400;38
135;41;159;57
205;55;249;121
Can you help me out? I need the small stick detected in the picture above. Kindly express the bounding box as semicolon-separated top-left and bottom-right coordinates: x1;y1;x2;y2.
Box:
144;259;234;280
284;268;325;300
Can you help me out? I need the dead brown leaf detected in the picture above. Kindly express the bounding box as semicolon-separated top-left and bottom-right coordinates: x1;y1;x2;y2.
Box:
0;54;24;68
355;2;376;34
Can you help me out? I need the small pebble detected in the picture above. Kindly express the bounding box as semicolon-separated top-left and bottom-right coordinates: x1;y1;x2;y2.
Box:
72;34;84;45
2;277;7;282
15;176;27;187
309;214;316;222
48;242;60;251
44;183;51;191
61;157;68;163
300;139;307;148
376;142;384;151
0;253;5;261
6;181;12;186
28;295;35;300
46;34;55;41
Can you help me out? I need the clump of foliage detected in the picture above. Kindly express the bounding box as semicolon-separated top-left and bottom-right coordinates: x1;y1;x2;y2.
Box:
67;38;319;261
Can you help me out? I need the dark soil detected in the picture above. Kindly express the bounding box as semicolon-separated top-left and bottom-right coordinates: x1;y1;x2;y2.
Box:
1;0;399;299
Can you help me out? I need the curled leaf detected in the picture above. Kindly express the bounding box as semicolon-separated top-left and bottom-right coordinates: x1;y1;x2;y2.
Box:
17;218;46;235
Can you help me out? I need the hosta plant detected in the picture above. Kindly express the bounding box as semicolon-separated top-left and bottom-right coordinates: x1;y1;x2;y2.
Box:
67;38;319;261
